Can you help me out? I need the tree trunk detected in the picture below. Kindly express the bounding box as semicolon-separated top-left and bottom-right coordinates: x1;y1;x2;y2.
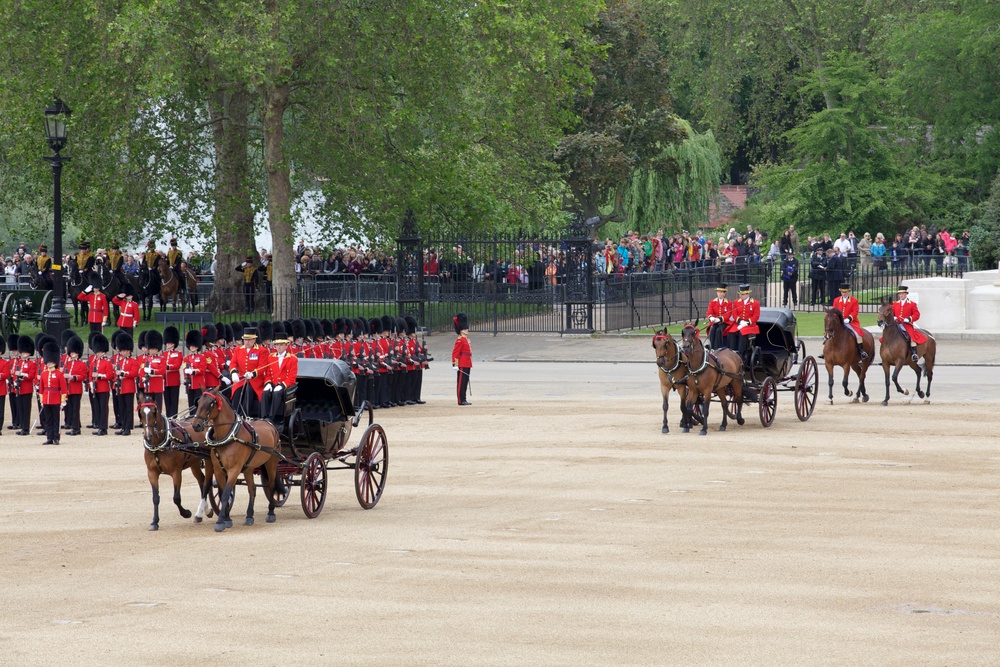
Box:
263;82;298;320
207;82;256;315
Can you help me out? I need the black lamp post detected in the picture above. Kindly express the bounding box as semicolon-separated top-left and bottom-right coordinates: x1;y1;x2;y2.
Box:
43;98;72;341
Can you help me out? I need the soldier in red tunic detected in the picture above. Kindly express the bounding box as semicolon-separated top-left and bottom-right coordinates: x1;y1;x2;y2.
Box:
705;283;732;350
162;326;183;417
892;285;926;362
76;278;109;333
229;327;272;417
262;336;298;426
183;329;208;409
63;336;88;436
142;329;166;412
451;312;472;406
112;283;141;338
0;336;10;432
726;284;761;362
832;281;869;359
90;334;114;435
38;343;68;445
14;335;37;436
115;334;141;436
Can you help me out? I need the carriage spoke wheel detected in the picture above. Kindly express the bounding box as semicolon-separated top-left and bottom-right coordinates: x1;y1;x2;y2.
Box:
795;356;819;422
355;424;388;509
758;376;777;428
300;452;328;519
207;477;223;516
720;385;739;420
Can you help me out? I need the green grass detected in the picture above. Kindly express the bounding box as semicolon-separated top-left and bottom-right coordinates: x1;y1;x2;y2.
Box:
626;311;879;338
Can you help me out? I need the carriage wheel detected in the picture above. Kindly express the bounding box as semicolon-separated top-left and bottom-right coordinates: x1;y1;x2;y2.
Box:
355;424;388;509
300;452;328;519
795;356;819;422
2;293;21;336
758;376;777;428
262;468;293;508
720;385;740;420
207;477;223;516
38;291;54;318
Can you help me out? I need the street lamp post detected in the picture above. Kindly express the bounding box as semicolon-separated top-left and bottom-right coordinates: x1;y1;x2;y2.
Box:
43;98;72;342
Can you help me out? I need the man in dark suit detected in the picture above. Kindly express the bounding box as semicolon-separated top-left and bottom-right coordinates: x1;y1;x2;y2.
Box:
825;248;844;305
810;248;826;305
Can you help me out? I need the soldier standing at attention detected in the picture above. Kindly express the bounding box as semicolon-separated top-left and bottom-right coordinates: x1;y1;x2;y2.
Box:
142;329;166;412
14;335;37;436
162;326;183;418
236;254;257;313
63;336;87;436
451;312;472;406
89;333;113;435
38;343;68;446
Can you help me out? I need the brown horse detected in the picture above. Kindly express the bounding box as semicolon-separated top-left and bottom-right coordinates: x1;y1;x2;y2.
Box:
679;325;745;435
652;329;692;434
157;261;185;311
822;308;875;404
877;301;936;405
192;389;284;532
138;394;215;530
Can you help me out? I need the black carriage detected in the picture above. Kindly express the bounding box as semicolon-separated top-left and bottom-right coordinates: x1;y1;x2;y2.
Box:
208;358;388;519
736;308;819;427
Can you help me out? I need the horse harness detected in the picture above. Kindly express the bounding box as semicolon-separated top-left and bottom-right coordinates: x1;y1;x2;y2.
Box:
140;403;198;472
205;416;281;478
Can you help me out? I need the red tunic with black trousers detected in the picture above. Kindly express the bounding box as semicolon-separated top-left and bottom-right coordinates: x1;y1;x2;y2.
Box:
63;357;88;433
892;298;927;344
452;335;472;405
39;367;68;444
832;294;863;338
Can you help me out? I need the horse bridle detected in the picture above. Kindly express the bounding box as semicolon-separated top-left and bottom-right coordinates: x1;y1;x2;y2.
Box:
652;334;681;374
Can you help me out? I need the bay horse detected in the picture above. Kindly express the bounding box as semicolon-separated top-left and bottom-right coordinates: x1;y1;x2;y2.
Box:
679;324;745;435
652;329;692;434
822;307;875;404
877;301;936;405
138;394;216;530
157;260;186;311
191;389;284;532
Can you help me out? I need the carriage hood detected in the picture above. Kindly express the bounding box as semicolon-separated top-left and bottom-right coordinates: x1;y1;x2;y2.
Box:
296;359;356;417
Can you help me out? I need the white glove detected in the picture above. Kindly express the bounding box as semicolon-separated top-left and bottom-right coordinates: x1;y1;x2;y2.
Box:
231;371;239;382
737;322;747;330
117;369;125;377
263;382;273;391
221;375;232;385
184;368;194;375
710;317;720;323
243;371;253;380
84;285;93;293
843;318;850;325
904;318;911;323
145;366;152;374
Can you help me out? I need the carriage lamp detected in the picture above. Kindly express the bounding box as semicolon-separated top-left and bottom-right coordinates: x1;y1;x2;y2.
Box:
42;98;72;341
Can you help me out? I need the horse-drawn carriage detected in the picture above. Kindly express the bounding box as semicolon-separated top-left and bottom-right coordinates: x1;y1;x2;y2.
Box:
140;358;388;531
654;307;819;434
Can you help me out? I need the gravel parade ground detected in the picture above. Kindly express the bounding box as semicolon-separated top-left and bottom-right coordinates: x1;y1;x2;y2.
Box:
1;334;997;666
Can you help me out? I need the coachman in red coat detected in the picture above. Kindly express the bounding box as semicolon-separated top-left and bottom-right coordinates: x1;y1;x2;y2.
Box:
726;284;760;361
832;281;869;360
705;284;731;350
892;285;927;362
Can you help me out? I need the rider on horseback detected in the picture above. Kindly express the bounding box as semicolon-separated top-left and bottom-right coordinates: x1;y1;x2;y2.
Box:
144;240;160;270
76;241;96;286
35;245;54;290
167;238;184;291
107;241;126;285
892;285;925;362
832;281;869;360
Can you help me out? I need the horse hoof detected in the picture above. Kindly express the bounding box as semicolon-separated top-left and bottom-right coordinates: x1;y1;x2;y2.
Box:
661;427;669;434
903;389;910;396
737;418;745;426
681;428;689;434
851;397;860;404
225;520;233;529
180;509;192;519
881;400;888;406
194;516;203;524
698;430;707;436
719;425;726;432
214;523;226;533
148;524;158;531
266;514;276;523
245;517;254;526
863;395;870;403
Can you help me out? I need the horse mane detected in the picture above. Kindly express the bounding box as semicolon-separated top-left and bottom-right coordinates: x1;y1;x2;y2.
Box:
827;307;844;320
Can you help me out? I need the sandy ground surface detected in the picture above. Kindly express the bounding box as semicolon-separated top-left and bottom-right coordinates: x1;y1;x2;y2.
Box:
1;335;998;666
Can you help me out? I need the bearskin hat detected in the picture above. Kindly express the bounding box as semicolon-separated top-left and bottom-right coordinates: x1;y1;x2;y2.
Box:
0;335;5;355
122;282;135;297
453;312;469;335
259;320;273;342
163;325;180;347
202;323;217;344
117;333;134;353
93;333;109;354
320;319;334;339
396;317;406;335
146;329;163;351
185;328;203;349
42;342;60;366
34;332;47;353
310;318;323;338
60;328;76;349
88;331;100;352
67;335;84;358
404;316;418;336
225;323;235;343
379;315;392;335
272;322;286;339
291;319;306;340
110;330;122;350
36;334;56;357
137;330;148;350
303;319;316;340
333;318;346;337
353;319;365;338
90;274;103;290
231;321;243;340
7;333;19;355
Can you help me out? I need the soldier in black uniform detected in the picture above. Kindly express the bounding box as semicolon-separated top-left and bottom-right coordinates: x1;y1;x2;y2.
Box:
76;241;96;286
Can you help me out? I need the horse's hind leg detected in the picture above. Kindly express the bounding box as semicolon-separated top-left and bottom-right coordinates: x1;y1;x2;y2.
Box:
912;363;925;399
171;469;192;520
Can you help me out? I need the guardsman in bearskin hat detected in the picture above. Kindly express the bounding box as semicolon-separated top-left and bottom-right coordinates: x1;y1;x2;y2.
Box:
112;283;140;338
229;326;271;417
38;343;68;445
320;319;335;358
705;283;731;350
290;319;306;357
369;317;387;408
262;332;297;429
14;335;37;435
403;316;420;405
142;329;166;412
832;281;869;360
63;335;87;436
5;333;20;431
35;245;54;289
183;328;208;409
725;283;760;362
162;326;183;417
451;312;472;406
200;324;221;392
77;275;109;333
114;333;141;436
892;285;927;362
90;333;113;435
259;320;274;351
0;335;9;431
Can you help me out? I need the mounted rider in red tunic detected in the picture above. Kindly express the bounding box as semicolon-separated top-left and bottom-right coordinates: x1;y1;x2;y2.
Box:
832;280;869;360
892;285;926;362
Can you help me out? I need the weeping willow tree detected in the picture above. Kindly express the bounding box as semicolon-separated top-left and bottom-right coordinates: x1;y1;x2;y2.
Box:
612;119;722;236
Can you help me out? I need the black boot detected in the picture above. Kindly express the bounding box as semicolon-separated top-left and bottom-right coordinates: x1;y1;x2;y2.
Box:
910;347;919;363
857;343;868;360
